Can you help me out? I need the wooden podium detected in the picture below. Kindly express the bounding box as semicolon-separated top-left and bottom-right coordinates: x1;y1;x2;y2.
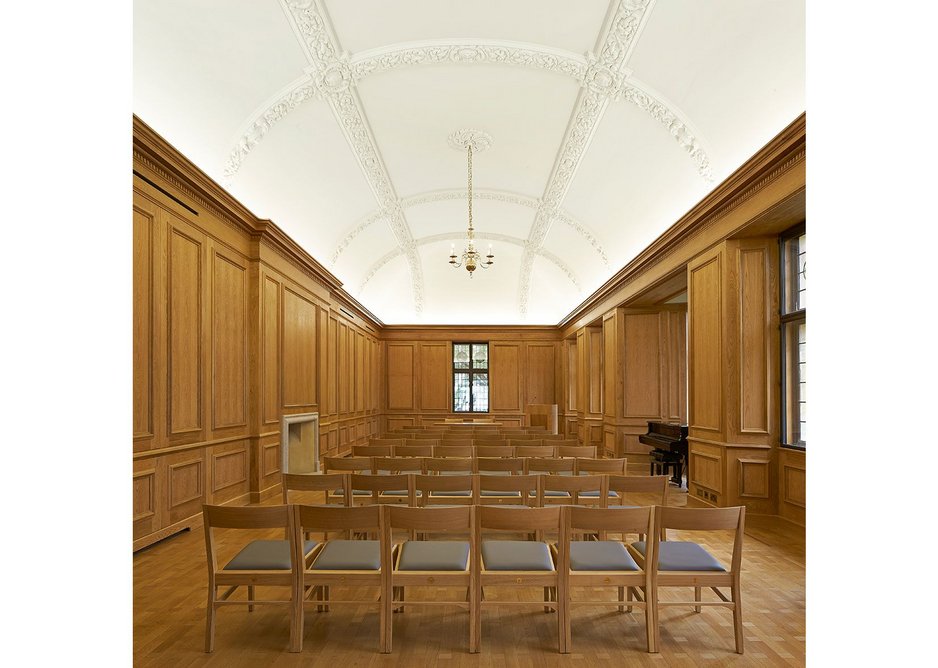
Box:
524;404;558;434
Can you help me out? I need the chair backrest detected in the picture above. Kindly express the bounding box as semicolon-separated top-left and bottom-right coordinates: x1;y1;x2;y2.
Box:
413;473;477;506
525;457;575;475
411;432;444;439
402;439;439;449
538;474;607;505
475;457;525;474
556;445;596;458
505;434;538;442
395;444;435;457
352;444;394;457
293;504;384;542
433;445;473;458
473;439;508;447
654;505;746;573
369;437;404;447
552;439;579;447
282;472;350;505
323;456;373;473
348;473;415;505
606;474;669;507
476;505;562;534
567;505;654;541
386;504;474;536
514;445;555;458
476;474;541;505
575;457;627;474
373;456;425;474
508;437;540;447
440;438;473;447
424;456;473;474
475;445;513;458
203;504;294;573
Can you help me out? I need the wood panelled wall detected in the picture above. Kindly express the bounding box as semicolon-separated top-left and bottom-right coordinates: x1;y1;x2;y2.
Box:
132;119;380;551
380;328;561;431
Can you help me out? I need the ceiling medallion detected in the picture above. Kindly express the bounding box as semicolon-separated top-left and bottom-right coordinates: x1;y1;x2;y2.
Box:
447;130;494;277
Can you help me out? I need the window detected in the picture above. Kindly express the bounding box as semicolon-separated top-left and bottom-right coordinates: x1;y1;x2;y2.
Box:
453;343;489;412
780;225;806;447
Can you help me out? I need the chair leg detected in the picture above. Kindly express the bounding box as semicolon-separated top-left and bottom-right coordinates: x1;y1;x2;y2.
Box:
643;586;658;653
247;585;255;612
618;586;625;613
323;585;330;612
694;586;701;613
204;589;216;653
380;580;391;654
544;586;554;613
626;586;634;613
290;586;303;653
732;586;744;654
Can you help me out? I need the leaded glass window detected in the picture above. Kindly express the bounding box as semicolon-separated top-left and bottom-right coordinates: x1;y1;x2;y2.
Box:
453;342;489;412
781;226;806;447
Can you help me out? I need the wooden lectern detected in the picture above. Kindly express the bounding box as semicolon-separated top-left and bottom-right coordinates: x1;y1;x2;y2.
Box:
524;404;558;434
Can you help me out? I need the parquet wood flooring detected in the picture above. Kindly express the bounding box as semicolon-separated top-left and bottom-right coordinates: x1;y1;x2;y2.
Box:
134;485;805;666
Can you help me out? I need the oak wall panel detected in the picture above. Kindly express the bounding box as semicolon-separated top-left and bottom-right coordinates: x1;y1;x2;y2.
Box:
167;222;204;436
524;343;556;406
689;254;722;434
623;313;661;418
739;247;769;433
133;203;154;441
491;343;521;411
338;322;349;413
387;344;416;410
212;251;248;429
355;332;365;412
588;328;603;415
262;276;281;425
419;342;450;410
282;287;317;408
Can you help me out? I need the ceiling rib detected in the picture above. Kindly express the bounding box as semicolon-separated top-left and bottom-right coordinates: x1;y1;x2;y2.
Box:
358;231;582;295
331;188;609;267
517;0;656;318
220;37;712;184
279;0;424;315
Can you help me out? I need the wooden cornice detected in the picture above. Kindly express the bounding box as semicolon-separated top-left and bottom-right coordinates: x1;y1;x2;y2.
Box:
132;114;383;329
558;112;806;329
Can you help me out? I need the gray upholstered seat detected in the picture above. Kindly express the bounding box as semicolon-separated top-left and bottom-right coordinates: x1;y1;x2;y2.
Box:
482;540;554;571
631;540;726;571
311;540;381;570
224;540;317;570
480;490;522;497
569;541;639;571
576;490;619;498
398;541;470;571
606;504;638;509
531;490;571;498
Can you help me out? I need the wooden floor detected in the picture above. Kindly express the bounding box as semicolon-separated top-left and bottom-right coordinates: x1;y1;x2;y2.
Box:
134;486;805;666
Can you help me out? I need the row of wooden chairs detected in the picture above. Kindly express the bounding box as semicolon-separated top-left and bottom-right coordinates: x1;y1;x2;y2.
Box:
379;433;571;443
354;443;593;458
324;455;626;478
203;503;745;655
283;470;668;508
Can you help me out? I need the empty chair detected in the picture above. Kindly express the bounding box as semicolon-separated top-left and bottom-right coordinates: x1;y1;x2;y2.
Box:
474;505;567;653
347;473;415;507
556;445;596;458
538;474;607;507
281;473;350;506
552;439;579;447
629;506;746;655
202;504;312;652
413;473;478;507
395;444;434;458
384;505;478;653
402;439;439;448
561;506;656;653
474;457;524;476
369;438;404;447
440;438;473;447
433;445;473;458
424;457;475;500
606;474;670;508
514;445;556;458
508;438;541;447
322;456;374;500
503;434;538;442
476;473;541;506
575;458;627;501
352;444;394;457
472;438;508;447
411;431;445;440
292;504;389;653
475;445;514;458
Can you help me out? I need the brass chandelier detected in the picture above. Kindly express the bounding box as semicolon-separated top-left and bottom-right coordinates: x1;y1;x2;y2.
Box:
448;139;494;277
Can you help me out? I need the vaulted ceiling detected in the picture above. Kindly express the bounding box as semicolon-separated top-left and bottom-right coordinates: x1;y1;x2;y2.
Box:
133;0;804;324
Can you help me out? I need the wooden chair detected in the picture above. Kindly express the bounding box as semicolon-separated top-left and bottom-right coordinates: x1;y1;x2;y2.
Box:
508;437;540;447
402;439;439;449
472;438;508;447
281;472;350;506
476;473;541;507
561;506;656;653
202;504;311;652
525;457;576;502
474;456;525;475
433;445;473;458
440;438;473;447
630;506;746;655
474;505;568;653
514;445;556;458
292;504;389;653
322;456;374;501
411;431;444;440
396;444;434;457
537;474;608;507
369;438;404;447
352;444;394;457
414;473;478;507
605;474;670;508
474;445;513;458
347;473;416;507
575;458;627;502
556;445;596;458
383;505;479;652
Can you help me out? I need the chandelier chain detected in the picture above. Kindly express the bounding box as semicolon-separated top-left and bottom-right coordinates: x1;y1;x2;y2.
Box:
467;145;473;237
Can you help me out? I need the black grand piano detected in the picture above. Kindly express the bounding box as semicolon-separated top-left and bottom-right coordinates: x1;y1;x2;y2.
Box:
639;421;688;487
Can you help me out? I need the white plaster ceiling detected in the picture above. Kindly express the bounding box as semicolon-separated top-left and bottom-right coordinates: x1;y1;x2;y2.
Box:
133;0;805;324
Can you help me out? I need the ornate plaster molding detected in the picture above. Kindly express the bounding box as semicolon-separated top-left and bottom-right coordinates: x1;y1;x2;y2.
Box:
447;129;493;153
330;188;609;268
357;232;582;295
281;0;424;314
519;0;654;317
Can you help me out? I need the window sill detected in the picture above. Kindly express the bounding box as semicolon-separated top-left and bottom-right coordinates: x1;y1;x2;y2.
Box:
780;443;806;452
